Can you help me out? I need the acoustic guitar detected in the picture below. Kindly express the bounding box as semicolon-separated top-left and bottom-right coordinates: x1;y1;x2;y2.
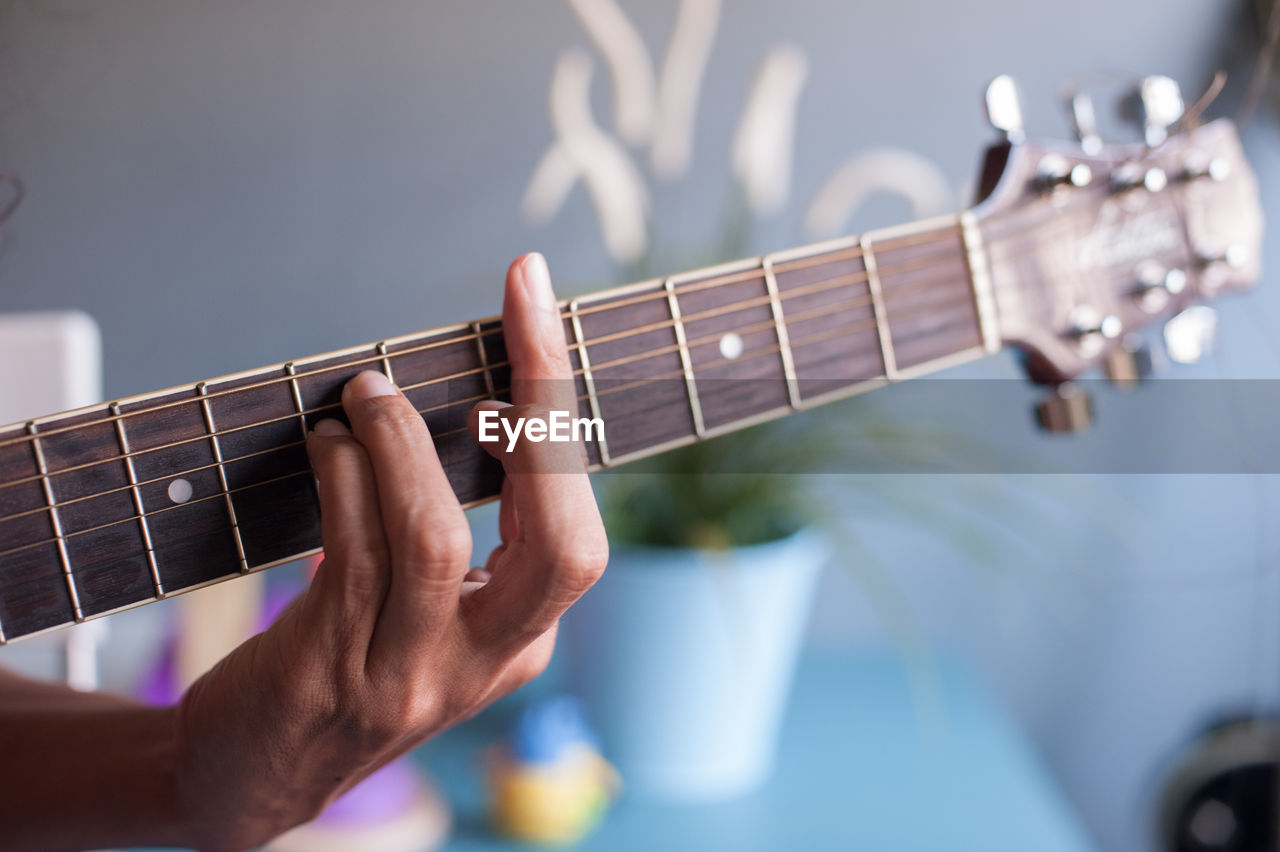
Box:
0;76;1262;643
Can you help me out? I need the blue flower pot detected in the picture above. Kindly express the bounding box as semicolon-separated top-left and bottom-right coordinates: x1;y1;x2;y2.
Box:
562;528;827;802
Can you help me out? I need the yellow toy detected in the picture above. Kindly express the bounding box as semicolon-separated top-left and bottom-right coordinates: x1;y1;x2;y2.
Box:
487;696;620;846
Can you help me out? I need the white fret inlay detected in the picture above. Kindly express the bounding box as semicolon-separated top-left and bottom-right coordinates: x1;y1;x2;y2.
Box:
167;479;194;504
718;332;743;360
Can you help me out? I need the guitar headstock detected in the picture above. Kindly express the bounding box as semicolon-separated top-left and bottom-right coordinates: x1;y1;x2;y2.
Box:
972;76;1263;390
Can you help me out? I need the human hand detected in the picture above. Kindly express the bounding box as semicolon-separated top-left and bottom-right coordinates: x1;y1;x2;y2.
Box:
173;253;607;850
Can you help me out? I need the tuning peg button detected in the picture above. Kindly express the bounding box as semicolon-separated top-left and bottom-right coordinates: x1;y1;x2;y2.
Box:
1110;162;1168;193
1133;263;1187;312
1163;306;1218;364
1036;154;1092;192
1139;75;1184;146
1035;384;1093;434
985;75;1026;143
1067;306;1122;354
1196;245;1248;270
1068;91;1103;155
1181;153;1230;183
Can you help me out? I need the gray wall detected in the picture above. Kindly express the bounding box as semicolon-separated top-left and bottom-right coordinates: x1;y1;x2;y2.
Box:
1;3;1277;851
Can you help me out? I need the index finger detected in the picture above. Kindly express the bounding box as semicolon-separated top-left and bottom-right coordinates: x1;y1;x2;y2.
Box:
465;254;607;637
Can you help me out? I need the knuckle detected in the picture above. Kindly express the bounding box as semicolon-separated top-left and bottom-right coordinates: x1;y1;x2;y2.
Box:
363;399;426;441
550;538;609;599
533;337;570;374
397;513;471;570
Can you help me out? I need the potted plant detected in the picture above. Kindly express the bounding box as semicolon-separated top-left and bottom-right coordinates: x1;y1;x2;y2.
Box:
562;424;831;802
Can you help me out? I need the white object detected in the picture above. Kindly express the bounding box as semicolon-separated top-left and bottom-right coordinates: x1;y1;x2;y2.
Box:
718;332;743;360
650;0;721;179
168;478;194;504
545;51;650;264
804;148;956;239
0;312;106;689
731;45;808;217
565;0;656;145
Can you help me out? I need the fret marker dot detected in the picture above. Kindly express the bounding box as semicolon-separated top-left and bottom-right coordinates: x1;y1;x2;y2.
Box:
168;478;193;505
719;332;744;360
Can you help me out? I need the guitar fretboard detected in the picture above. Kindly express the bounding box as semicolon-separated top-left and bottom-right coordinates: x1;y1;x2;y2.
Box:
0;213;995;643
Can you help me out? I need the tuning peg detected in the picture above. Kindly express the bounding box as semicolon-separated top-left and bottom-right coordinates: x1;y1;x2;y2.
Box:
1133;262;1188;312
985;75;1026;143
1067;91;1103;155
1110;161;1168;193
1138;75;1184;146
1036;153;1092;192
1196;244;1248;270
1180;152;1230;183
1163;305;1217;364
1067;305;1122;355
1103;334;1156;388
1035;383;1093;433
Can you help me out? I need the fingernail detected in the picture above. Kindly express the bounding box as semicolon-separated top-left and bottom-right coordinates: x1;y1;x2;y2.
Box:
522;252;555;313
348;370;397;399
312;418;349;437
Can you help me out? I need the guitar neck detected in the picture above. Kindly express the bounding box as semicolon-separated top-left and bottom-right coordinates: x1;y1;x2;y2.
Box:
0;212;996;643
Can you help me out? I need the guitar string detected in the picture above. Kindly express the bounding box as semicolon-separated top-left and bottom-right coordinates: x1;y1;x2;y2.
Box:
0;205;1134;527
0;296;982;565
0;276;950;524
0;246;979;499
0;223;964;453
0;200;1124;524
0;204;1127;532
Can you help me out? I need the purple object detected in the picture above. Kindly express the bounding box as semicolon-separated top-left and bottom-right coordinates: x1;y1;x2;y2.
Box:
316;760;423;825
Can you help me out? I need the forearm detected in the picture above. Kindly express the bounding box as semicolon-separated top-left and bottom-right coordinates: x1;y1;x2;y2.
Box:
0;669;190;851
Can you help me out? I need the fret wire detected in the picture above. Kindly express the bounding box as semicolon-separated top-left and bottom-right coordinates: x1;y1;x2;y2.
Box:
0;258;976;522
26;422;84;621
0;226;967;455
470;322;497;400
664;278;706;437
376;342;396;383
762;255;802;409
859;235;899;380
0;304;955;565
569;299;611;465
196;382;250;574
110;402;165;598
959;211;1001;354
283;363;310;442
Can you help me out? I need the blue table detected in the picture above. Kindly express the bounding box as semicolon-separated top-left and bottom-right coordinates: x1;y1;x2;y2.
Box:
418;649;1097;852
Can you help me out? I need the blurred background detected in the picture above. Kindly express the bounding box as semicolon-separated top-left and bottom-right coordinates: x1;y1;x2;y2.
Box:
1;1;1278;851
